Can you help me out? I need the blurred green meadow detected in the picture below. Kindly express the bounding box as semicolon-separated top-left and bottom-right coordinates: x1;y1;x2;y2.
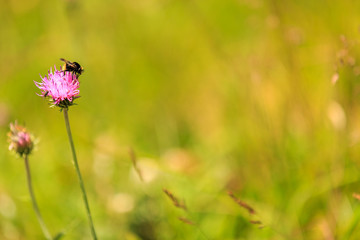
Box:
2;0;360;239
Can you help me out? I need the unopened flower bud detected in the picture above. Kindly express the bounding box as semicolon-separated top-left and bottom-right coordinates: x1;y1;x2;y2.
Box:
7;122;34;157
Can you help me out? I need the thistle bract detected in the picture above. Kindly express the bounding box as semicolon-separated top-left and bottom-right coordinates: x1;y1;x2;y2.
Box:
35;67;80;109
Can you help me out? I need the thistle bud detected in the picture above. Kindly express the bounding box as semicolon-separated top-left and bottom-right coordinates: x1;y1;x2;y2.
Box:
7;122;34;157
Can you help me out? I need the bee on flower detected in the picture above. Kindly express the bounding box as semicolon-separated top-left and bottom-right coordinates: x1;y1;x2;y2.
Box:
34;67;80;109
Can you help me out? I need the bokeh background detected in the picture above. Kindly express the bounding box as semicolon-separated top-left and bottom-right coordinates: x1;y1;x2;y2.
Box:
1;0;360;239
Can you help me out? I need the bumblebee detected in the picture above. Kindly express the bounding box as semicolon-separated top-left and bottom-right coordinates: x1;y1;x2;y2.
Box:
60;58;84;77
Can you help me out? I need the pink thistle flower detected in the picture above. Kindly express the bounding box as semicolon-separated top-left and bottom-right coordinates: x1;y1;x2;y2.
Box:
35;67;80;108
7;121;34;157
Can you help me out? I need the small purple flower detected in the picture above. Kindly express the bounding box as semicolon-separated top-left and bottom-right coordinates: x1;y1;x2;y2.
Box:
7;122;34;157
35;67;80;108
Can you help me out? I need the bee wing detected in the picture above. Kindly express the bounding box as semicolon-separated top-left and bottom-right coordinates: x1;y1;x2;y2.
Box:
61;58;78;69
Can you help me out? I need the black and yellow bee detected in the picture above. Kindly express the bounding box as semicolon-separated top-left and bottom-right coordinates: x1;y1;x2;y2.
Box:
60;58;84;77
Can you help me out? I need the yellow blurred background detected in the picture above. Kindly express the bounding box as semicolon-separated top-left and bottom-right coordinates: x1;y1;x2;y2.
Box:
1;0;360;239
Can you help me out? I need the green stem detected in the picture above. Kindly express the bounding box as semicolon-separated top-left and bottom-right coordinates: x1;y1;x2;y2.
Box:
24;155;53;240
63;108;98;240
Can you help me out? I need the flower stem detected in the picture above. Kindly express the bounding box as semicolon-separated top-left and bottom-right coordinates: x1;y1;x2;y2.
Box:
23;154;53;240
63;108;98;240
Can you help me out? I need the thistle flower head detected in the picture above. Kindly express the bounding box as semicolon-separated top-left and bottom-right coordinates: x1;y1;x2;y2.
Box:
7;122;34;157
35;67;80;109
